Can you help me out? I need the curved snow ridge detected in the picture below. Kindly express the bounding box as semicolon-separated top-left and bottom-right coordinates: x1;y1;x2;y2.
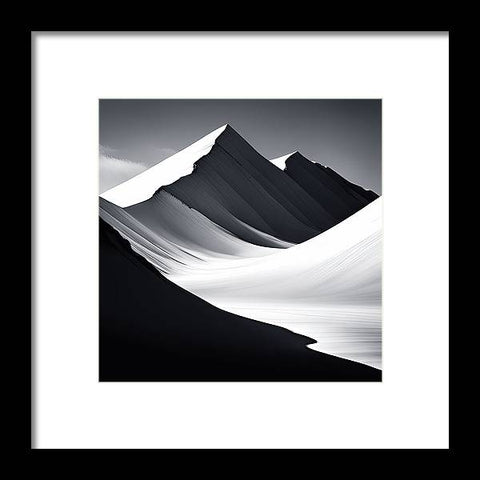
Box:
99;194;282;275
100;124;228;207
270;151;297;170
100;193;382;368
166;198;383;369
126;186;295;250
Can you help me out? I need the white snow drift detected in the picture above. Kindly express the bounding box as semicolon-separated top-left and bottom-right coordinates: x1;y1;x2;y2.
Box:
270;152;297;170
101;193;382;369
167;198;382;369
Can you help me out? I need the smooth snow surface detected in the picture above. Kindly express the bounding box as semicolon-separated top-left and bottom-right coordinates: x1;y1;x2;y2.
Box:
100;124;228;207
101;194;382;369
167;198;382;369
99;196;285;275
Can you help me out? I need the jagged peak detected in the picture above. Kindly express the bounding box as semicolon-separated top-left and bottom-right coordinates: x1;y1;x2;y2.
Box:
100;124;229;207
270;150;306;170
219;123;250;140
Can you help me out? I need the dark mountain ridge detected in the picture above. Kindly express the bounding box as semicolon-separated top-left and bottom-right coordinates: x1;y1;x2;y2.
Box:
283;151;378;220
126;124;377;246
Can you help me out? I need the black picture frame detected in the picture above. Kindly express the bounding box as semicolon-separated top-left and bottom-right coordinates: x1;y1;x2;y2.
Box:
27;26;455;457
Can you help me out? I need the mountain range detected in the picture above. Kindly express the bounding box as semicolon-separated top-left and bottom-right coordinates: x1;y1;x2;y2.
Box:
100;124;382;379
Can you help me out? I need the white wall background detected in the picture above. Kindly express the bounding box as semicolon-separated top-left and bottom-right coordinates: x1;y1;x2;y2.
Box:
32;32;449;449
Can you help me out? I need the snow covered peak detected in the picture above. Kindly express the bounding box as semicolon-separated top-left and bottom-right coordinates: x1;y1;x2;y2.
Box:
270;151;299;170
100;124;228;208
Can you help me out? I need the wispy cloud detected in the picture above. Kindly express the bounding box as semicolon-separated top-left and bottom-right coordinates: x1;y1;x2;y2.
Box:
156;147;177;159
99;145;147;193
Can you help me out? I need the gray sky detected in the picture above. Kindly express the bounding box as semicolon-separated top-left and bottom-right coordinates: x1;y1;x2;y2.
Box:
99;99;381;194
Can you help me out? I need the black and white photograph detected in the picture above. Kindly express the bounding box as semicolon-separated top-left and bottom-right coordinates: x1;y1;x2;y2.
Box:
99;99;382;381
30;31;450;449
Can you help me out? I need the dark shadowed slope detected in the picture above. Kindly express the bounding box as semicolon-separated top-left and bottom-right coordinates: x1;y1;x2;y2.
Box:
99;218;381;381
282;152;378;221
321;163;379;203
127;125;355;246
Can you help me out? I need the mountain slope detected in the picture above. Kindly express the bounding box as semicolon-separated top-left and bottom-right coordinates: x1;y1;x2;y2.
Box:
271;151;378;221
167;197;383;369
99;218;381;381
102;125;378;247
99;124;382;371
100;196;286;276
159;126;333;244
100;124;228;207
101;195;382;368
